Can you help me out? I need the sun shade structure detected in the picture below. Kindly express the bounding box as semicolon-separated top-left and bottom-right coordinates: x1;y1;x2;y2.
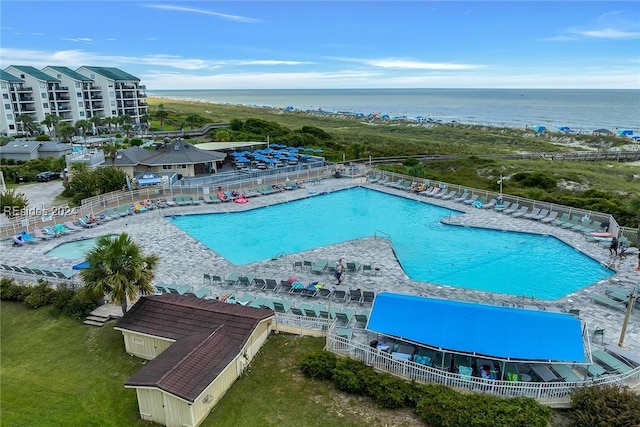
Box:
368;293;587;363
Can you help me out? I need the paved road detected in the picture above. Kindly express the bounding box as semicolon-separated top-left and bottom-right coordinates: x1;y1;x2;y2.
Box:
12;180;65;209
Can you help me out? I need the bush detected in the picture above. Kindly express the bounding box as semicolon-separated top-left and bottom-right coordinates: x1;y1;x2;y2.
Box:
332;367;363;394
35;134;51;141
23;282;56;308
570;384;640;427
299;350;337;380
0;277;29;302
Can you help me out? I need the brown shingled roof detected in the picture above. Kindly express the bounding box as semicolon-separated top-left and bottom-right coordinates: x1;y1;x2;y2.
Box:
117;294;273;402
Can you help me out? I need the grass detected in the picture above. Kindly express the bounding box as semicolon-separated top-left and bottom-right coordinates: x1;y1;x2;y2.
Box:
1;302;418;427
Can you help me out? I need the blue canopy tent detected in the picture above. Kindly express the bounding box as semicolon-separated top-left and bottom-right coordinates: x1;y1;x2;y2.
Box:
617;129;634;136
367;293;587;363
533;125;546;133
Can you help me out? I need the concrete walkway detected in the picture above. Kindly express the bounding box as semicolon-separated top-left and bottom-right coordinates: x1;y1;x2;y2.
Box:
3;176;638;354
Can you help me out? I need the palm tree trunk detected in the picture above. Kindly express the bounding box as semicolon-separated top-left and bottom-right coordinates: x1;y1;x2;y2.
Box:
121;298;128;315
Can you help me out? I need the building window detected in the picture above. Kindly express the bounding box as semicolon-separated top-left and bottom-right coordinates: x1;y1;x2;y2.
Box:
90;74;95;79
57;74;62;79
9;124;14;130
162;165;172;170
78;102;83;107
7;113;13;120
41;93;47;99
111;101;115;106
109;91;115;98
77;92;82;98
75;82;81;88
2;94;8;99
40;82;46;89
4;104;10;110
79;111;84;116
132;336;144;345
43;103;48;109
0;82;6;88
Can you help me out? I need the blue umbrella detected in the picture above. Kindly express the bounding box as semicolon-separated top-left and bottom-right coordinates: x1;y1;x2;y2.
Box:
230;152;244;157
235;157;250;163
266;158;278;164
300;154;311;159
72;260;90;270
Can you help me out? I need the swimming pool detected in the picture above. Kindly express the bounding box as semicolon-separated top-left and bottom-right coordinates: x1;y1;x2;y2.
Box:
45;234;117;260
169;188;613;299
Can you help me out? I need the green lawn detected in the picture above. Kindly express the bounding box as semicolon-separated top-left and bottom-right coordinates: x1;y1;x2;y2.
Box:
1;302;418;427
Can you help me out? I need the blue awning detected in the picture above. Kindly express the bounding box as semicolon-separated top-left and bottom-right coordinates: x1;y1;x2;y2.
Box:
367;293;586;362
72;260;89;270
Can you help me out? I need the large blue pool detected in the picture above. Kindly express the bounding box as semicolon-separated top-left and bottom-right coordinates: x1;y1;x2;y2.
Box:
169;188;612;299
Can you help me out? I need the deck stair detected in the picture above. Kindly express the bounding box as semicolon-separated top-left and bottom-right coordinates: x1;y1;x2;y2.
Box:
83;314;110;327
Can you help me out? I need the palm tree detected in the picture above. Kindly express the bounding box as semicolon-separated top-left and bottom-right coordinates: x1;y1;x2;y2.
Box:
75;119;91;144
16;114;38;136
102;140;122;165
155;104;168;129
57;122;76;142
41;113;61;139
80;233;159;315
90;116;103;134
121;123;133;138
184;113;200;130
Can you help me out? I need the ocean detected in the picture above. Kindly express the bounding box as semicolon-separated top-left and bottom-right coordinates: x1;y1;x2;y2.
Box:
147;88;640;133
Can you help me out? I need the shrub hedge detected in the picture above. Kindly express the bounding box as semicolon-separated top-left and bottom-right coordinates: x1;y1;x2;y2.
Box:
0;277;98;319
570;384;640;427
299;350;552;426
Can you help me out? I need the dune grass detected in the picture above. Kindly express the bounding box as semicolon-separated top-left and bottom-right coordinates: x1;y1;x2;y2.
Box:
1;302;415;427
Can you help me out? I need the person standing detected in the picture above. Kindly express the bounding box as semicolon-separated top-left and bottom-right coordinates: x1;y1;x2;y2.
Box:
334;259;345;285
609;236;618;256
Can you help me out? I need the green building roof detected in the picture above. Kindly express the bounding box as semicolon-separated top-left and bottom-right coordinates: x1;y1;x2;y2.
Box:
8;65;60;82
46;66;93;81
0;70;24;82
82;66;140;81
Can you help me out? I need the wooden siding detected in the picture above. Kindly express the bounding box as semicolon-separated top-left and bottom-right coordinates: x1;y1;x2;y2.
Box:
121;330;174;360
136;388;165;425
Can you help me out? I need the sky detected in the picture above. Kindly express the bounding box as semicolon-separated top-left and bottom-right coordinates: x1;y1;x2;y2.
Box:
1;1;639;90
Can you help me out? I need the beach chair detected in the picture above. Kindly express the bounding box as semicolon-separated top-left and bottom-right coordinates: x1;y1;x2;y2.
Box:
592;350;634;374
185;288;209;298
290;303;311;316
529;208;548;220
52;224;70;234
522;207;541;219
336;328;353;340
362;264;373;275
346;261;361;273
319;307;339;319
33;228;53;241
440;190;457;200
252;278;266;290
462;194;479;205
493;201;510;212
272;299;293;313
236;294;255;306
539;211;559;223
510;206;529;218
559;215;581;229
77;217;97;228
361;290;375;305
236;274;255;288
348;289;363;304
210;275;223;286
482;198;497;209
293;260;303;271
311;259;328;273
354;309;370;326
63;221;84;232
335;307;355;324
453;191;470;202
303;260;313;270
501;203;520;215
224;272;240;287
552;212;570;226
202;194;216;204
316;287;333;298
263;279;279;292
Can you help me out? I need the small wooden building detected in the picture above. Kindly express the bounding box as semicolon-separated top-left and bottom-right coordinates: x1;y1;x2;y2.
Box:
114;294;274;427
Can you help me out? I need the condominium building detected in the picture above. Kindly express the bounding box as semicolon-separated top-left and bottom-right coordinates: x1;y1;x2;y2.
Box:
75;66;148;122
1;65;148;136
0;70;23;136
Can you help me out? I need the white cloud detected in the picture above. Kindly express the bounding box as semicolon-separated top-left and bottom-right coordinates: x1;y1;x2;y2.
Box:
331;57;482;70
576;29;640;39
63;37;93;43
146;4;261;23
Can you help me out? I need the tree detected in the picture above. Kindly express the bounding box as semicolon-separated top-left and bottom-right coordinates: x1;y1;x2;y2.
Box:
184;113;200;130
41;113;61;139
75;119;91;144
90;116;103;134
80;233;158;315
0;189;29;217
16;114;38;136
121;123;133;138
57;122;76;142
102;141;122;165
155;104;168;129
625;196;640;246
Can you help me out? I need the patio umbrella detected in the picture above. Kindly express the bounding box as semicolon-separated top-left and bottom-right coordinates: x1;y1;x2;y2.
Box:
235;157;250;163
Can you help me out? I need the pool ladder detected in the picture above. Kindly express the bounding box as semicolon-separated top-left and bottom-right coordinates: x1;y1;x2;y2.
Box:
374;230;392;241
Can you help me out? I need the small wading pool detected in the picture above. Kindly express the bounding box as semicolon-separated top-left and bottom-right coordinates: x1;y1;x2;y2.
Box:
45;234;117;260
169;187;613;299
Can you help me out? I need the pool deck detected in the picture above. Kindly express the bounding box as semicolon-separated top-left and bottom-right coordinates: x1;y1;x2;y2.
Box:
3;176;639;355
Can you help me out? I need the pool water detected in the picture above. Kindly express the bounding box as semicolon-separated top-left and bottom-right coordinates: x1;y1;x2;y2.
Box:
169;188;613;299
45;235;117;260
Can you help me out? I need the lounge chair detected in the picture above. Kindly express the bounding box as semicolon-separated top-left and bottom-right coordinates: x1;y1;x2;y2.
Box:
64;221;84;232
167;284;191;295
462;194;479;205
43;225;61;237
559;215;581;229
263;279;279;292
501;203;520;215
224;272;240;286
604;345;640;367
336;328;353;340
303;260;313;270
210;275;223;285
529;208;549;220
77;217;97;228
361;290;375;305
280;280;295;294
335;307;355;324
202;194;216;204
592;350;634;374
316;287;333;298
273;299;293;313
362;264;373;275
522;207;541;220
303;304;323;318
592;294;624;310
346;261;361;273
293;260;303;270
482;198;497;209
510;206;529;218
290;303;311;316
33;228;53;240
493;201;511;212
54;223;71;235
236;294;255;306
311;258;328;273
185;288;210;298
354;309;369;326
453;192;470;203
552;212;570;226
332;288;347;301
539;211;559;223
440;190;458;200
348;289;363;304
237;274;255;287
165;198;177;207
252;278;266;290
377;176;390;185
551;364;582;382
249;297;268;309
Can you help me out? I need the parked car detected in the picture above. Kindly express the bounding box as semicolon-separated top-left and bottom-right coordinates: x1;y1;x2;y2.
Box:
36;171;61;182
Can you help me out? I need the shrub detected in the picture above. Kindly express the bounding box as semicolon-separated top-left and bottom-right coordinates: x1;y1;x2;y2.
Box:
35;134;51;141
299;350;337;380
570;384;640;427
332;366;362;394
0;278;29;302
371;373;412;409
23;282;56;308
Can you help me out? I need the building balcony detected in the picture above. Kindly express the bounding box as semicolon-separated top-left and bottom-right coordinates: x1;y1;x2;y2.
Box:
17;96;34;102
49;85;69;91
55;104;71;111
10;85;33;92
55;95;71;101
